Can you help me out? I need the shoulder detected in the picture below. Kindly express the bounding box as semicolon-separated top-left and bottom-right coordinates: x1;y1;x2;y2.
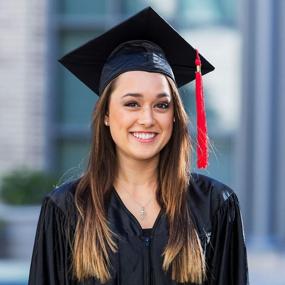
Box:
190;173;237;210
43;179;80;217
188;173;239;229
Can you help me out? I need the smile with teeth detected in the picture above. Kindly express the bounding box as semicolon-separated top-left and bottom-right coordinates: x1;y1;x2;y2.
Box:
131;132;158;142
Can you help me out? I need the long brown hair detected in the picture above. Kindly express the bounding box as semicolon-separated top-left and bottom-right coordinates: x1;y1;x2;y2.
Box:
72;75;207;283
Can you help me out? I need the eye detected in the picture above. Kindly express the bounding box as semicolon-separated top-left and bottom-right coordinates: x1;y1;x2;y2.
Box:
156;102;170;109
125;102;139;108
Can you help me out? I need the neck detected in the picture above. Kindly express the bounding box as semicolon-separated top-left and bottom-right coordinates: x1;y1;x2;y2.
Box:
114;155;159;193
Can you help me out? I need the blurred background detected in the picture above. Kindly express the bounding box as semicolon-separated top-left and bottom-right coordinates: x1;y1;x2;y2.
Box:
0;0;284;284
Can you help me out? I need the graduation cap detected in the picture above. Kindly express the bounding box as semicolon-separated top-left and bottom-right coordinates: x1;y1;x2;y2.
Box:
59;6;215;169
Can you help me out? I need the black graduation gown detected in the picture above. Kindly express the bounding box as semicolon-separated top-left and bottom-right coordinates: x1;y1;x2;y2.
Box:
28;173;249;285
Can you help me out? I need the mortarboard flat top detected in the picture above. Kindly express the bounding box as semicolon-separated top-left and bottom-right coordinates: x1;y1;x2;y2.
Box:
59;6;215;96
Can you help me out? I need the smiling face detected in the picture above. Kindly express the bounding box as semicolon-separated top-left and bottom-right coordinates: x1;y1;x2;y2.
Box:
105;70;174;163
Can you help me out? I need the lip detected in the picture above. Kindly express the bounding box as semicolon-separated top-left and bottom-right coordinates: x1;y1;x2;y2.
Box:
130;131;159;134
130;132;158;143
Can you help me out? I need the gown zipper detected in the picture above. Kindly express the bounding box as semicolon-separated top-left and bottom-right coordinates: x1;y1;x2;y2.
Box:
143;235;151;285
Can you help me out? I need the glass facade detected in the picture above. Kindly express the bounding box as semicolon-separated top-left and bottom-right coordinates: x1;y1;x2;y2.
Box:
58;0;107;17
51;0;238;186
179;0;237;26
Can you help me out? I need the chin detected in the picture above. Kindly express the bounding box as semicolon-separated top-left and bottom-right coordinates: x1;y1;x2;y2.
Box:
129;150;160;161
116;143;164;161
131;153;159;160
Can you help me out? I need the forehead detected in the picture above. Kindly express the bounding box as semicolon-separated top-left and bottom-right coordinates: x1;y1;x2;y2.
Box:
111;70;172;98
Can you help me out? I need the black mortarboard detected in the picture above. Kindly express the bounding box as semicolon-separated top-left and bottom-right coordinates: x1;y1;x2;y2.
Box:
58;6;214;95
59;6;215;169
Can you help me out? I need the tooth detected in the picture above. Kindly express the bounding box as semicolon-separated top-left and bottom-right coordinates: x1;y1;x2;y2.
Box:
133;132;155;139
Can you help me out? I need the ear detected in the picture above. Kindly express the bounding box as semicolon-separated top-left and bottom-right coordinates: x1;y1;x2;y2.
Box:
104;112;109;126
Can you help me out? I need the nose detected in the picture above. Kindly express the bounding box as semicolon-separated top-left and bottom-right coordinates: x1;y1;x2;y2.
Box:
138;106;154;127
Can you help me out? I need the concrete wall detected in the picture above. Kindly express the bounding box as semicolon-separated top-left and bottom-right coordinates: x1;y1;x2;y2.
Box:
237;0;285;247
0;0;47;175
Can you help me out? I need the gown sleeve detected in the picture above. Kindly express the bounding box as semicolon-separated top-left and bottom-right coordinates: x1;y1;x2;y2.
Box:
28;196;73;285
206;192;249;285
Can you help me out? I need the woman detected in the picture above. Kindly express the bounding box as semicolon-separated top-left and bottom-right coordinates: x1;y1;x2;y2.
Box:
29;7;249;285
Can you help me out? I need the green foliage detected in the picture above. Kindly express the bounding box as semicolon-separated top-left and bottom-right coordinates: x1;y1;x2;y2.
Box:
0;168;57;205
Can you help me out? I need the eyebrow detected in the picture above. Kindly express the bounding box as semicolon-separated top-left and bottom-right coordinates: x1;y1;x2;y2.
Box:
122;93;170;99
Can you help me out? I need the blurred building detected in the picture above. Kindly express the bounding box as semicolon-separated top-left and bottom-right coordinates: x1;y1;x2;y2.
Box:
0;1;47;174
237;0;285;249
0;0;284;252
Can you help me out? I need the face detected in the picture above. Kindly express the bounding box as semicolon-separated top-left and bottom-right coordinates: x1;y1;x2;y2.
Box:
105;71;174;162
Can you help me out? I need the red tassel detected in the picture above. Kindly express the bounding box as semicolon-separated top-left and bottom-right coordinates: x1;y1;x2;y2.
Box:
195;49;208;168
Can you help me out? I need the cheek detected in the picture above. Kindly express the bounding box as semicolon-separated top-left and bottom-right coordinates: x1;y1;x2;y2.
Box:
109;103;130;125
110;111;134;128
159;117;174;139
108;110;135;140
165;121;174;137
162;112;174;129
